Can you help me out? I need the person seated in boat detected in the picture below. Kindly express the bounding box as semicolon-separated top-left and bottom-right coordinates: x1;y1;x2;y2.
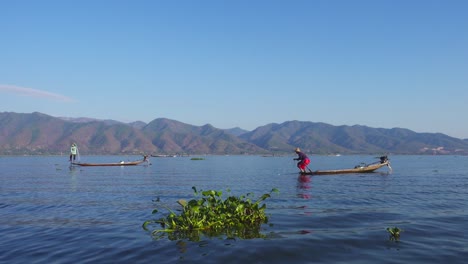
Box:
69;143;77;161
294;148;310;173
379;156;388;164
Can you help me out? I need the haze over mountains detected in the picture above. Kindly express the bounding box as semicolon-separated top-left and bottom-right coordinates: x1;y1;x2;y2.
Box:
1;112;468;155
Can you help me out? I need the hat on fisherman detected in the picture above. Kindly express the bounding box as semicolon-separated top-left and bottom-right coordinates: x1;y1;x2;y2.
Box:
295;148;301;152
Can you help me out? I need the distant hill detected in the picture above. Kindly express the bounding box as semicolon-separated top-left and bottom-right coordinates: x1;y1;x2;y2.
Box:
240;121;468;155
0;112;153;155
59;116;147;128
223;127;249;136
128;121;147;129
1;112;467;155
58;116;124;126
0;112;264;155
141;118;265;154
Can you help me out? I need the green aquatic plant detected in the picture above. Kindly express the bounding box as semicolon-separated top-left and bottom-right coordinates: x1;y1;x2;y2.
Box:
386;227;402;241
143;186;279;241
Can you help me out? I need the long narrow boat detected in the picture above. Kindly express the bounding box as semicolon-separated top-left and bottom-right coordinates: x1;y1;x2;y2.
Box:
71;156;149;167
301;156;391;176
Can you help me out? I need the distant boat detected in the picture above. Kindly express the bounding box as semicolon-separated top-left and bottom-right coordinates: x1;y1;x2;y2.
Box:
71;155;149;167
301;156;391;175
151;154;178;158
68;144;149;166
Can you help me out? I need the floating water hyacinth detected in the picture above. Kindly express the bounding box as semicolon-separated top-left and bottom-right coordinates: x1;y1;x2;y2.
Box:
387;227;402;241
143;186;279;241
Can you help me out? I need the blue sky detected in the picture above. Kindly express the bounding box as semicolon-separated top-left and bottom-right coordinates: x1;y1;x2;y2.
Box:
1;0;467;138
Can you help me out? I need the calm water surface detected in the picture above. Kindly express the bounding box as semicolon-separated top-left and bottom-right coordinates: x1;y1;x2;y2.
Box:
1;155;467;263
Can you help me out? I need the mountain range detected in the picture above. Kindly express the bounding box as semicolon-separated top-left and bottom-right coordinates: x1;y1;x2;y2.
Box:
1;111;467;155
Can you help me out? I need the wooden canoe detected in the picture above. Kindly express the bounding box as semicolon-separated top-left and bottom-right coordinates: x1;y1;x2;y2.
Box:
71;156;149;167
301;156;391;176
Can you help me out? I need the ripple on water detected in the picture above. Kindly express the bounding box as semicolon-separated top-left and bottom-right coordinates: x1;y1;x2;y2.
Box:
1;155;468;263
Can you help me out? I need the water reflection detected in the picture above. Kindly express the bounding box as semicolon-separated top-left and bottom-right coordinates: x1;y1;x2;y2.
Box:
296;175;313;233
3;155;466;263
176;240;188;253
68;164;78;173
297;175;312;199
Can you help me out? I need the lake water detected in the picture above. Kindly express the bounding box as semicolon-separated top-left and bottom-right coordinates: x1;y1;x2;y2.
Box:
1;155;467;263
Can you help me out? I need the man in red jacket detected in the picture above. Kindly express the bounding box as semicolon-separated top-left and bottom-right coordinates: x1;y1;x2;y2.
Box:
294;148;310;173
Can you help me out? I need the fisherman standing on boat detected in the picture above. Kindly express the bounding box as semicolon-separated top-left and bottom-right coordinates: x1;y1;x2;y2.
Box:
294;148;310;173
69;143;77;161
